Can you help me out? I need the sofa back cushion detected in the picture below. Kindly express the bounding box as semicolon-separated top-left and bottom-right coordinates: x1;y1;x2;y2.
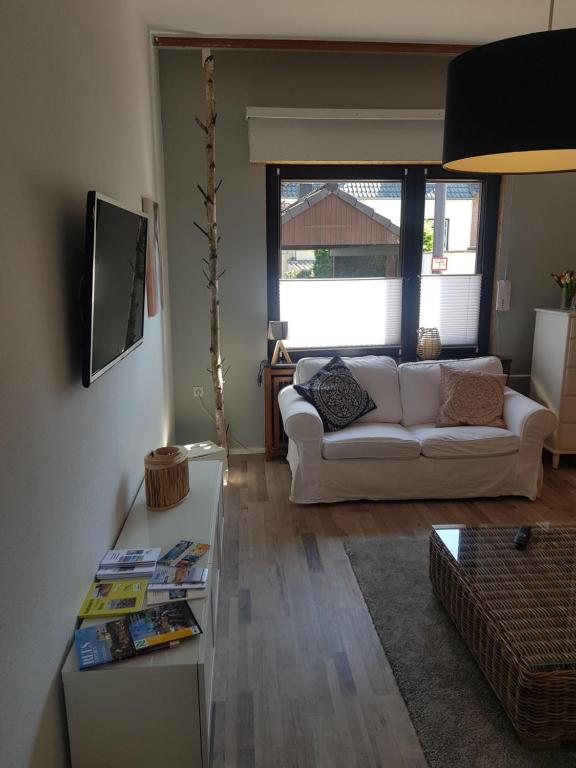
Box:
398;356;504;426
295;355;402;423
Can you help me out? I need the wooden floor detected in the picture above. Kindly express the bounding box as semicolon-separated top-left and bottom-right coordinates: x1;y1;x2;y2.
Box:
211;455;576;768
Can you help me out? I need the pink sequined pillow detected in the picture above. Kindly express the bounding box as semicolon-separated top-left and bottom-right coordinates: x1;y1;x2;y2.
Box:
437;364;507;428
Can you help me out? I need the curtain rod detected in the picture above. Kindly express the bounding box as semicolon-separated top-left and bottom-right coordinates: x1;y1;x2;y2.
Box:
152;36;473;55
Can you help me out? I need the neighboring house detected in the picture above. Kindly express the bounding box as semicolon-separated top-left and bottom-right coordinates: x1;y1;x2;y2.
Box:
280;182;401;278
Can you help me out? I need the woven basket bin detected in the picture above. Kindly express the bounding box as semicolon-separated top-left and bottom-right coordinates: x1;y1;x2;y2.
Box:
417;327;442;360
144;446;189;511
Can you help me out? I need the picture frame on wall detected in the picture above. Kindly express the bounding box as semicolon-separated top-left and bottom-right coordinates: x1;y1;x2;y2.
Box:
142;196;164;316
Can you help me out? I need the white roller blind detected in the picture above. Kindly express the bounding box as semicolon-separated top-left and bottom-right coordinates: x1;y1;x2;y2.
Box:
280;278;402;348
419;274;482;347
247;108;444;164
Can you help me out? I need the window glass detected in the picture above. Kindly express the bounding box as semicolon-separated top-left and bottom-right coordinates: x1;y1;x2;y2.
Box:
419;181;483;347
280;181;403;348
421;181;481;275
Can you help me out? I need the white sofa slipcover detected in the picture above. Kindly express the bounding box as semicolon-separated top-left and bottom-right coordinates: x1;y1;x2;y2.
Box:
278;355;556;504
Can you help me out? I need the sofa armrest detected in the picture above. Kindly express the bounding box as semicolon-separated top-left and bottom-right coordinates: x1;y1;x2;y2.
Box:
278;385;323;442
503;388;557;449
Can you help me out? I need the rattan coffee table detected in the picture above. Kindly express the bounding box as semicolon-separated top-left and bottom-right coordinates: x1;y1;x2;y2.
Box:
430;525;576;748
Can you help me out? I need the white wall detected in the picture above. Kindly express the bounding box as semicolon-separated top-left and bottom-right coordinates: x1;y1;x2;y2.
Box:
0;3;172;766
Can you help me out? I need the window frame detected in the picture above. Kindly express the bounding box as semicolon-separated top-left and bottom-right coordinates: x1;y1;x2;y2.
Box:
266;164;500;362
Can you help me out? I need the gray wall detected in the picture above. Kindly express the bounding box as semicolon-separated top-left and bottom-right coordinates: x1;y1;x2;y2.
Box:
159;49;576;446
159;50;450;447
495;173;576;376
0;3;172;766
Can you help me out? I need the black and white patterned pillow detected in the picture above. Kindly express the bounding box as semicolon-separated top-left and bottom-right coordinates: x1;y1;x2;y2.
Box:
294;356;376;432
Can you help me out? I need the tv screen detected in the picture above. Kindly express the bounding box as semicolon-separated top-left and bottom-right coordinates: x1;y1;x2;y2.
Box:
82;192;148;387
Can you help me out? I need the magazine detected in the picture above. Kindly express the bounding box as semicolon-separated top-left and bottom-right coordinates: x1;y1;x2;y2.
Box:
177;542;210;566
75;602;202;670
147;565;208;591
158;541;210;567
158;540;193;566
78;578;147;618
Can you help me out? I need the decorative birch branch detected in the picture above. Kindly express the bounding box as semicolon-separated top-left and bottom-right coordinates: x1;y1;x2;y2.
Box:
193;50;228;451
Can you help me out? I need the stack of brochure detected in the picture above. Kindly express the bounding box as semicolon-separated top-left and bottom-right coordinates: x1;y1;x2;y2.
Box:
95;547;161;581
146;587;207;606
147;564;208;590
146;540;210;604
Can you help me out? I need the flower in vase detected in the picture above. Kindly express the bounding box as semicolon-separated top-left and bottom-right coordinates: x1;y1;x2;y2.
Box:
551;271;576;309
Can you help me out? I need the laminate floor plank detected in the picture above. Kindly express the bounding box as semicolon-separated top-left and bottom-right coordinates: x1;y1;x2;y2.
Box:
212;455;576;768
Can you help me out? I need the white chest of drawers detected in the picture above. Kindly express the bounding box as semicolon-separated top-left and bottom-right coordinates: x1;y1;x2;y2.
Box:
530;308;576;468
62;460;223;768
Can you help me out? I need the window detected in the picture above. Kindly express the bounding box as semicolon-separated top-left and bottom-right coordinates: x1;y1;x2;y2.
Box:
419;180;483;346
267;166;500;360
279;179;403;348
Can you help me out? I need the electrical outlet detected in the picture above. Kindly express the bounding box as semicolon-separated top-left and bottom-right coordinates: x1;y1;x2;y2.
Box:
192;386;204;398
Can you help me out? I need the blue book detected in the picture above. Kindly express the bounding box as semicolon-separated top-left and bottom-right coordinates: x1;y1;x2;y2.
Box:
75;619;135;670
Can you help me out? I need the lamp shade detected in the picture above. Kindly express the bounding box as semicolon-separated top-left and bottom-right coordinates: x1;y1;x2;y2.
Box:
268;320;288;341
442;28;576;174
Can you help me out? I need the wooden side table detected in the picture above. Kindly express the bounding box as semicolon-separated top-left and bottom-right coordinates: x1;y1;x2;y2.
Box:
264;363;296;460
497;355;512;383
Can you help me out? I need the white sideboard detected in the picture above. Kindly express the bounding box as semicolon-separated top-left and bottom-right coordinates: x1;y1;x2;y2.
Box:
62;459;223;768
530;308;576;468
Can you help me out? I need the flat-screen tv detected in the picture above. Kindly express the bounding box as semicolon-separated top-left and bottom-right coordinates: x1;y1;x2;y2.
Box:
82;192;148;387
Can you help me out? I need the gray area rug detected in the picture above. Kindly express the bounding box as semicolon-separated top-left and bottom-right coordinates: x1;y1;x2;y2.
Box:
344;536;576;768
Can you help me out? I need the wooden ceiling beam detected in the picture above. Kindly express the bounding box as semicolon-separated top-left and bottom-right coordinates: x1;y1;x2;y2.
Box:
152;35;473;55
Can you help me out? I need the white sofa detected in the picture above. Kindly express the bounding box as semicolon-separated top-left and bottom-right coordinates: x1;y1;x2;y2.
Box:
278;355;557;504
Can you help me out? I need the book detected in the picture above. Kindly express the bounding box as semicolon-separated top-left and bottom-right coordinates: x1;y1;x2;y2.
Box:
99;547;161;569
147;565;208;591
78;578;147;618
146;588;208;605
158;541;210;567
75;602;202;670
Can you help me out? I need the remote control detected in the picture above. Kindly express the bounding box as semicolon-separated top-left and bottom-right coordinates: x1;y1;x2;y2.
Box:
513;526;531;550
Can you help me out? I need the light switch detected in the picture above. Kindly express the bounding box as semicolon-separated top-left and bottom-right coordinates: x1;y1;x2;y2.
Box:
496;280;511;311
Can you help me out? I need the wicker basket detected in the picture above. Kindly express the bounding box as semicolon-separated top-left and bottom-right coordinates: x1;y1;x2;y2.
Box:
144;446;189;511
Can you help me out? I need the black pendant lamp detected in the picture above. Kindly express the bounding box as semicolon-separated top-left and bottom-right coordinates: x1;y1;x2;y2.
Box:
443;20;576;174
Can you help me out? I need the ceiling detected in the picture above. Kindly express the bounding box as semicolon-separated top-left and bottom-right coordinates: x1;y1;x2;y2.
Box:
136;0;576;45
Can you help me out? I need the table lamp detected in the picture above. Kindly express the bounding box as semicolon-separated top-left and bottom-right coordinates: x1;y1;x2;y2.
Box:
268;321;292;365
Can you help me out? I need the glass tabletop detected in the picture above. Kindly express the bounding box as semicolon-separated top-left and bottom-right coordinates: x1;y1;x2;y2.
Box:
431;524;576;670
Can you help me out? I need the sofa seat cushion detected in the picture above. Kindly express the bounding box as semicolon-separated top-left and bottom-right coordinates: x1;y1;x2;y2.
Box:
322;423;421;460
408;424;520;459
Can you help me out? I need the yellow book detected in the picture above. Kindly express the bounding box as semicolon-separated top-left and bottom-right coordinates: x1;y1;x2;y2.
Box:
78;578;147;619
